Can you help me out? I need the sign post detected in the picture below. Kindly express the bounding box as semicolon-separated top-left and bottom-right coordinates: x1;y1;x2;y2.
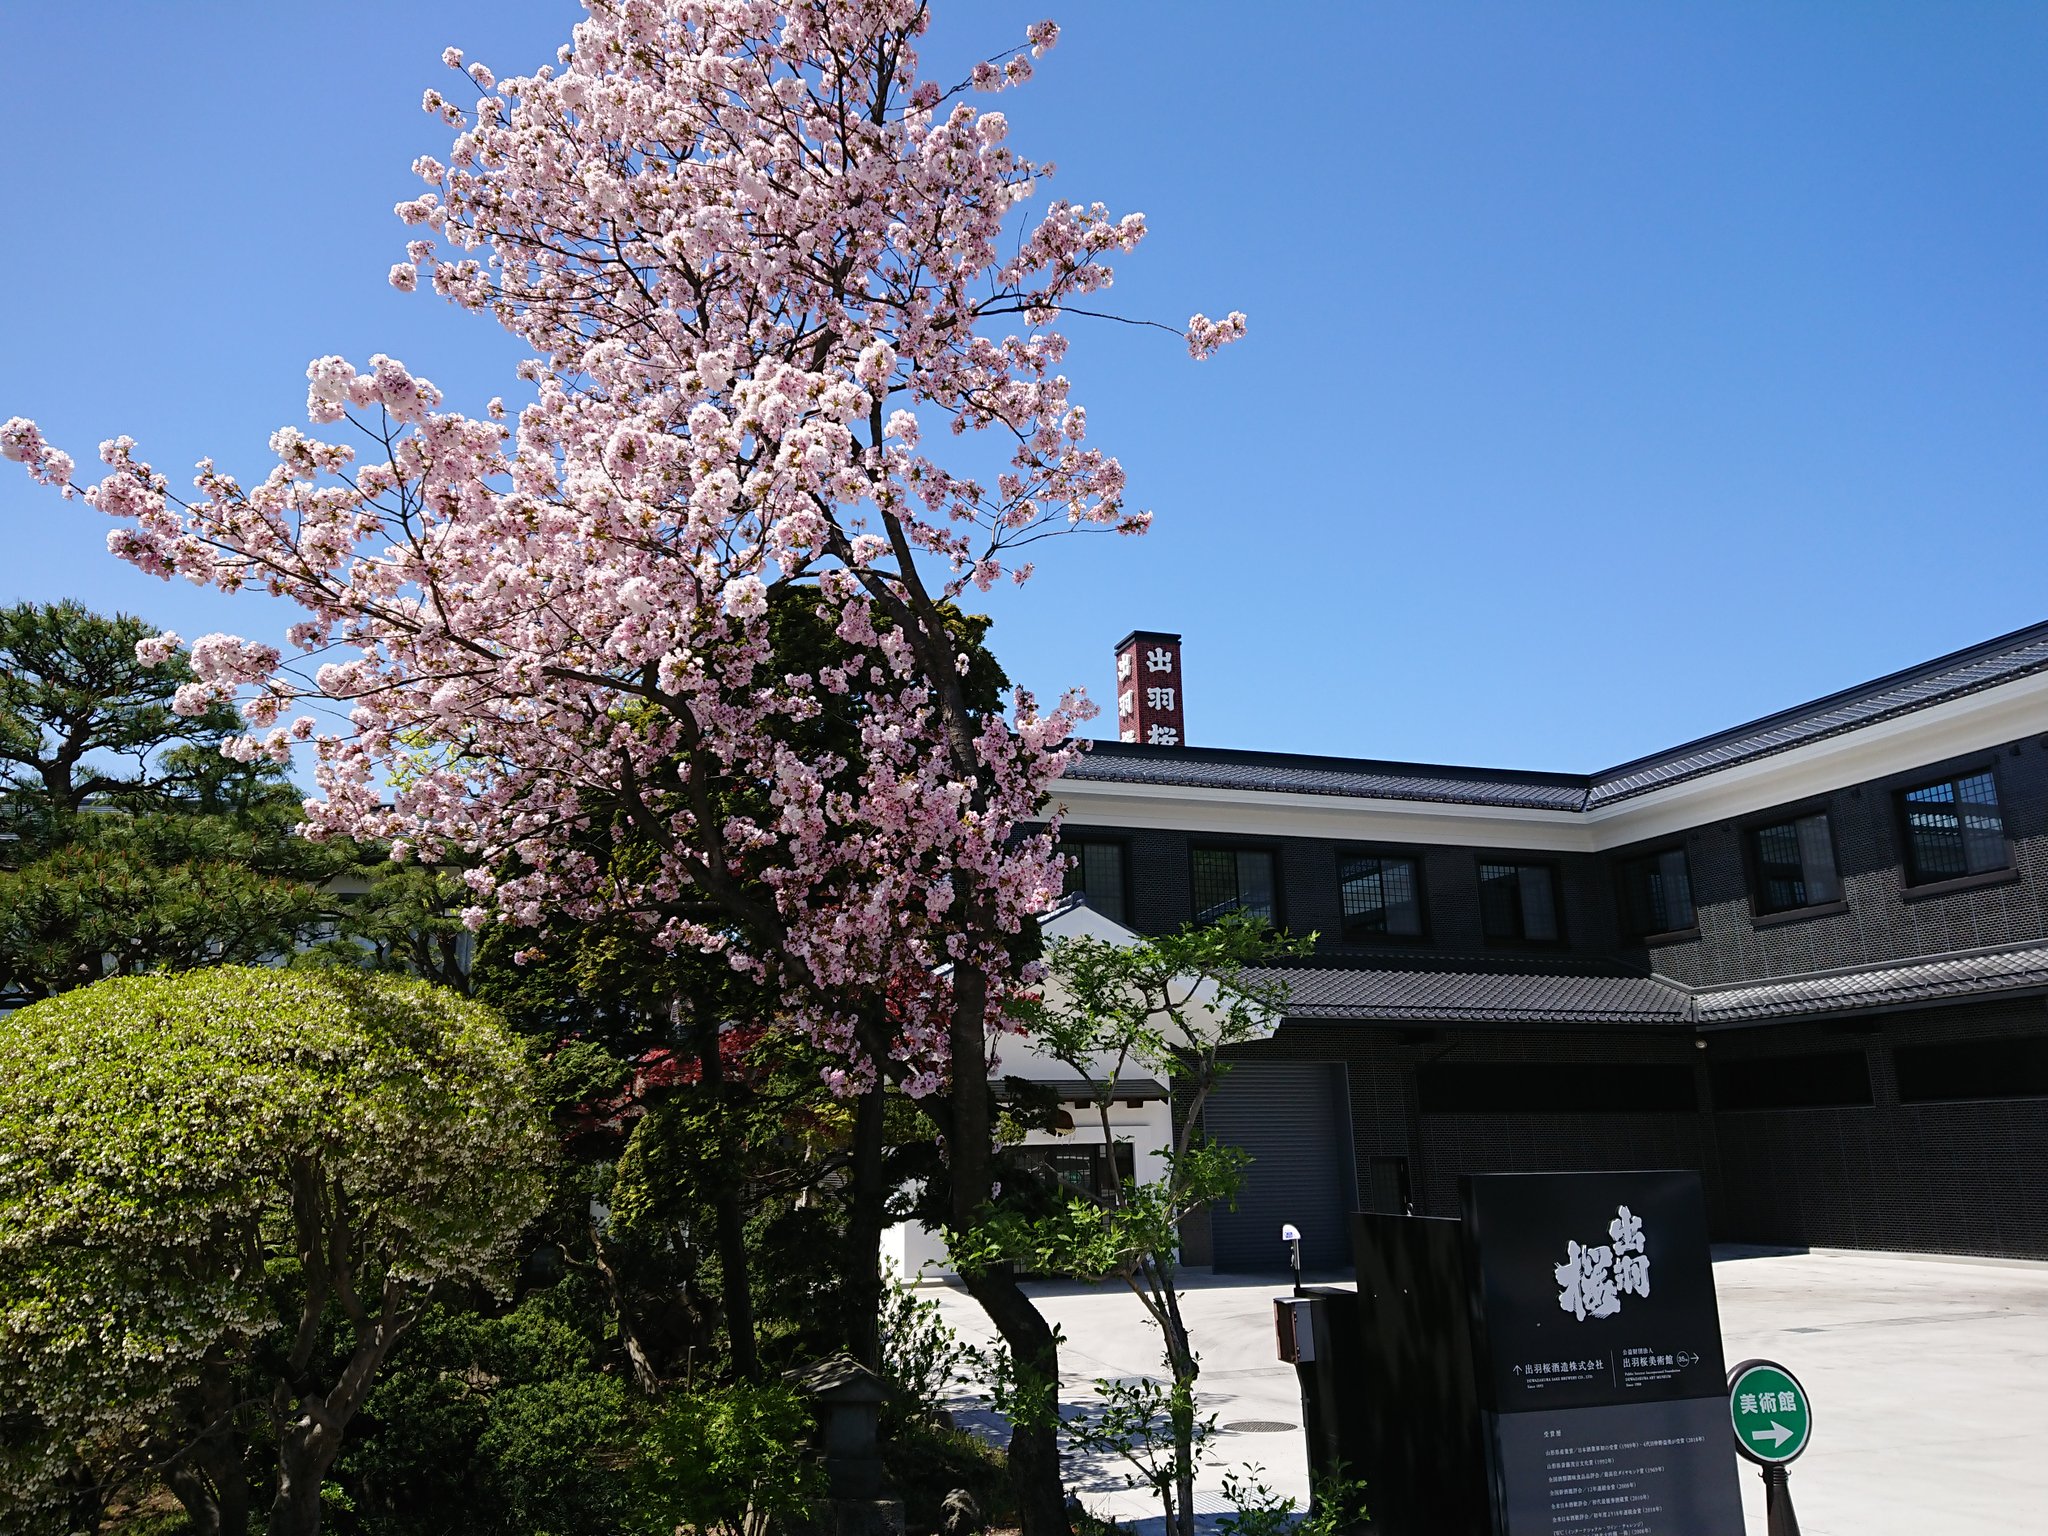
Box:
1728;1359;1810;1536
1460;1171;1746;1535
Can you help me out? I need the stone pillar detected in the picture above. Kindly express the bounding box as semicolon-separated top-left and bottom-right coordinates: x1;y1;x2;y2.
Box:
786;1355;905;1536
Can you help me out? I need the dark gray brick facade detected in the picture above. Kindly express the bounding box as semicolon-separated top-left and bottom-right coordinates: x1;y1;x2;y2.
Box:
1078;728;2048;1260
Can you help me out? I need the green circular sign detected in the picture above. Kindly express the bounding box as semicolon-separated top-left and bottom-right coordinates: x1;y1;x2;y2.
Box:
1728;1359;1811;1465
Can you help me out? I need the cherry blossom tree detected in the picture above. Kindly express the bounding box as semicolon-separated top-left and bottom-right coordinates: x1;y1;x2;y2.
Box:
3;4;1241;1526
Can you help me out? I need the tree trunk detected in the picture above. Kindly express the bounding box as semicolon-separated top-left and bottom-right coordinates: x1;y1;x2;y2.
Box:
959;1264;1068;1536
1161;1280;1198;1536
592;1224;664;1393
265;1284;412;1536
693;1011;760;1381
939;966;1071;1536
268;1421;336;1536
166;1367;251;1536
845;1075;889;1370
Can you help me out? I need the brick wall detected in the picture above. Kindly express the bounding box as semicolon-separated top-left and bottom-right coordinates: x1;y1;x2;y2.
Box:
1703;995;2048;1257
1072;734;2048;978
1614;738;2048;986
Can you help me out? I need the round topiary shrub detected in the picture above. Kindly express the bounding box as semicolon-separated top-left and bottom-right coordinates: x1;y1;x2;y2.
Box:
0;966;554;1536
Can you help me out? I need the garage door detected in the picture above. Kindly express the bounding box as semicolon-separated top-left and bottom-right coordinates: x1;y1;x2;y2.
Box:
1202;1062;1356;1272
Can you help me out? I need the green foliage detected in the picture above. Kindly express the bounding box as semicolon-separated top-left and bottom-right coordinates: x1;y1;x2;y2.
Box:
952;1141;1250;1284
964;1337;1064;1436
631;1382;822;1536
0;600;353;1007
0;599;244;818
303;858;477;994
1218;1463;1370;1536
966;915;1314;1536
336;1288;635;1536
1067;1375;1215;1515
882;1418;1012;1536
529;1038;632;1115
748;1202;859;1368
0;808;344;1001
877;1269;967;1432
0;967;555;1531
1217;1464;1292;1536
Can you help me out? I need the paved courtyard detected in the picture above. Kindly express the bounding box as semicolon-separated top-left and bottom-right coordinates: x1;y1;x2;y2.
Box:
931;1247;2048;1535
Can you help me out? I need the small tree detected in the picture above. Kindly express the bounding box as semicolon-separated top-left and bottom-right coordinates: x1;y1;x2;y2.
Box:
0;966;554;1536
957;916;1309;1536
0;599;245;820
4;9;1245;1525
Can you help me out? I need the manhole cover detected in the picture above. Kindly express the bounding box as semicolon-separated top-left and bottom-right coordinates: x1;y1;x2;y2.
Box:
1224;1420;1297;1434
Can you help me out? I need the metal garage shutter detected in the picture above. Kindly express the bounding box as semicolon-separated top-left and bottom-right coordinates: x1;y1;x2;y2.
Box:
1203;1062;1356;1272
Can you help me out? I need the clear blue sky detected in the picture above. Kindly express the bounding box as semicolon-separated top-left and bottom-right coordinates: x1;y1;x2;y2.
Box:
4;2;2043;772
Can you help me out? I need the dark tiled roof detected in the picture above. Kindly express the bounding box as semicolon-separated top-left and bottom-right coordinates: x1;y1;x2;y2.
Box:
998;1075;1171;1102
1062;619;2048;812
1691;942;2048;1024
1064;744;1589;811
1243;941;2048;1029
1245;963;1689;1026
1587;621;2048;806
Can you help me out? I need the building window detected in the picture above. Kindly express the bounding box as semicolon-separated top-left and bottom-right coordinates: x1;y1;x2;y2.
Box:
1750;812;1841;914
1418;1062;1697;1114
1712;1052;1872;1111
1894;1035;2048;1103
1901;770;2008;884
1621;847;1695;936
1018;1142;1137;1201
1062;839;1127;923
1478;861;1560;942
1191;847;1277;925
1338;854;1423;940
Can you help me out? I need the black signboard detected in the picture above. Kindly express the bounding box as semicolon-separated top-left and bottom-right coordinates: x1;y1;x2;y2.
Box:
1461;1171;1744;1536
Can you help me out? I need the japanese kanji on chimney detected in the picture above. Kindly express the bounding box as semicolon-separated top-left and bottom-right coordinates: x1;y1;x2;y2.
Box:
1114;630;1186;747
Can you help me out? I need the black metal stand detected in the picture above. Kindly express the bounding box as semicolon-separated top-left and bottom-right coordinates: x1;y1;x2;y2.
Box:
1290;1236;1303;1296
1763;1464;1801;1536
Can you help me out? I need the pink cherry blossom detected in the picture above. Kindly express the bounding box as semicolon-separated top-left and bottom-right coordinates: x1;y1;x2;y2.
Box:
6;1;1243;1105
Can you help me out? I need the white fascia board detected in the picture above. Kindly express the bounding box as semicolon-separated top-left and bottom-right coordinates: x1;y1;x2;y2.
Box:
1585;668;2048;847
1047;778;1594;852
1045;670;2048;856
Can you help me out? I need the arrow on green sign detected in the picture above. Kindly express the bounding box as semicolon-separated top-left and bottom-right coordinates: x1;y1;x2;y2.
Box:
1727;1359;1811;1465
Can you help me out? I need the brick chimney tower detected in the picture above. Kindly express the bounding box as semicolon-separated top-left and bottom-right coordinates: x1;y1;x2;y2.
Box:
1115;630;1186;746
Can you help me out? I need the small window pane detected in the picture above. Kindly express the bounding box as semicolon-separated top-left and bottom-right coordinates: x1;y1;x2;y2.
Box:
1193;848;1276;925
1192;849;1238;922
1753;813;1839;913
1479;862;1560;942
1958;772;2007;874
1233;850;1276;923
1896;1035;2048;1102
1713;1052;1873;1111
1064;841;1126;923
1623;848;1693;936
1905;772;2007;883
1904;780;1966;879
1339;855;1423;940
1795;814;1841;904
1518;864;1559;941
1652;849;1695;931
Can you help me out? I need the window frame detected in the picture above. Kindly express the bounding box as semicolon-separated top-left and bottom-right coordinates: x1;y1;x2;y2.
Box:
1333;846;1430;945
1474;857;1567;946
1741;803;1846;921
1188;843;1283;928
1060;833;1132;925
1616;843;1698;942
1710;1050;1874;1111
1894;764;2013;890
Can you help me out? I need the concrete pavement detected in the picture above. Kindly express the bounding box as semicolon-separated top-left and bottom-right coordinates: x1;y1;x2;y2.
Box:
930;1247;2048;1534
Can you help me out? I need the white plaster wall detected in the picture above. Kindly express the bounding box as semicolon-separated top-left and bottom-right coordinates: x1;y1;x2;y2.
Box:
888;1097;1174;1283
